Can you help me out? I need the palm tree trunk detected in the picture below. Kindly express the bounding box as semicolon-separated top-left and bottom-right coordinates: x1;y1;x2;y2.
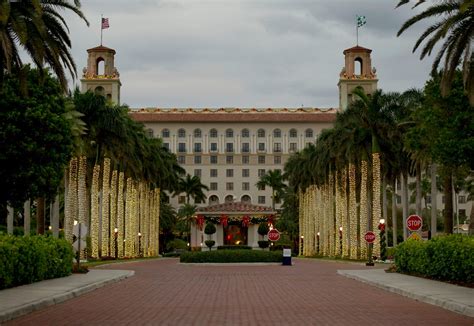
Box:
430;164;437;236
416;162;422;216
392;179;397;246
468;200;474;236
36;197;45;235
401;172;409;240
443;172;454;234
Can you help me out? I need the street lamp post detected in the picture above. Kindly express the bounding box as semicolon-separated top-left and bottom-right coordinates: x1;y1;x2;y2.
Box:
300;235;304;256
316;232;320;254
114;228;118;260
138;232;142;257
338;227;343;257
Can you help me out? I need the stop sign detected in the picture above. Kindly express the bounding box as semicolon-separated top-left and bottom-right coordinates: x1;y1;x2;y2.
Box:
364;231;376;243
406;215;423;232
267;229;280;242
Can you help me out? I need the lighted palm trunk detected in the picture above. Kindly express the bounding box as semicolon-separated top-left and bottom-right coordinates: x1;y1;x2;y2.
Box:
117;172;125;258
90;164;100;258
65;157;78;243
341;167;348;257
109;170;118;257
349;163;358;259
78;156;87;259
328;173;335;257
372;152;382;258
101;158;111;257
359;160;368;259
335;170;342;257
125;177;133;257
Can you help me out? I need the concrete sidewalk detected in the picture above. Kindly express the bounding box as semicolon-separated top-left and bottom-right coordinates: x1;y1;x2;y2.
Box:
338;269;474;318
0;269;134;323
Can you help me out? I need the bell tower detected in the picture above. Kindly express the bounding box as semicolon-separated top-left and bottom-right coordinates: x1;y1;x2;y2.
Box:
338;45;378;110
80;45;121;104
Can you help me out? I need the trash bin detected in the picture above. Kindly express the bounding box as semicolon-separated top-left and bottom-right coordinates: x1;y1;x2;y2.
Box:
282;248;292;266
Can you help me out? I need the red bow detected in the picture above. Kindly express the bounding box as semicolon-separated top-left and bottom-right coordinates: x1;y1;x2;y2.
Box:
220;215;228;228
197;215;205;231
268;215;274;227
242;215;250;228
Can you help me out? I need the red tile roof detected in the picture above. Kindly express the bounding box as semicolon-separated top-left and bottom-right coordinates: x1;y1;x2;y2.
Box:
129;107;337;123
197;201;274;214
343;45;372;54
87;45;116;54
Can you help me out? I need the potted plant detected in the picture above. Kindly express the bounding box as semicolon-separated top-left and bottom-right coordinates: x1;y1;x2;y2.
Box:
204;222;216;251
257;223;270;249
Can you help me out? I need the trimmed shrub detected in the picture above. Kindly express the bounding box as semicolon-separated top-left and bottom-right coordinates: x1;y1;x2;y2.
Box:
165;238;188;252
204;223;216;235
258;240;270;248
0;235;73;289
258;223;269;236
217;245;252;250
205;240;215;249
395;234;474;284
180;249;283;263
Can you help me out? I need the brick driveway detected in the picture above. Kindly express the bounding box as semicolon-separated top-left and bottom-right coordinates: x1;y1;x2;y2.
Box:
7;258;474;325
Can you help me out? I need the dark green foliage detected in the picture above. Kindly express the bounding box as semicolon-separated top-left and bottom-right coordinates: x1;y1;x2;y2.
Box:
0;235;73;289
204;223;216;235
257;223;269;236
0;68;74;206
395;235;474;283
165;239;188;252
258;240;270;248
180;249;283;263
205;240;215;249
217;245;252;250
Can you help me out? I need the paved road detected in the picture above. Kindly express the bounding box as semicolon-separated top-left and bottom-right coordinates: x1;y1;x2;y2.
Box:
7;258;474;326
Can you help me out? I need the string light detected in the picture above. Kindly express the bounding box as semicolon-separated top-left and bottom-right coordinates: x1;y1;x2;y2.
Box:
109;170;118;257
341;167;348;258
117;172;125;258
155;188;161;255
349;163;358;259
101;158;111;257
78;156;87;260
125;177;133;257
65;157;78;244
90;164;100;258
328;173;335;257
372;152;382;258
359;160;368;259
335;170;342;257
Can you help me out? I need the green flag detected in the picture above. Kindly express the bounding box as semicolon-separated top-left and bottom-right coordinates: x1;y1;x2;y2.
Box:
357;15;367;28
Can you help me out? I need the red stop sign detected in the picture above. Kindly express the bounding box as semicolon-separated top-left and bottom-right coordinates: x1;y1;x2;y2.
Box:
406;215;422;231
267;229;280;242
364;231;376;243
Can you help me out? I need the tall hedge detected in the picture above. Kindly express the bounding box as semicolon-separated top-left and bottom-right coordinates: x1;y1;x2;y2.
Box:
0;235;73;289
395;235;474;284
180;249;283;263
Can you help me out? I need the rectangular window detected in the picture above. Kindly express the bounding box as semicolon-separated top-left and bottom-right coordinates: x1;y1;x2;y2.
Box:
226;155;234;164
210;169;218;178
426;195;431;204
210;155;218;164
226;143;234;153
178;156;185;164
459;196;466;204
163;143;170;150
242;155;250;164
459;209;466;217
210;182;218;191
274;156;281;164
258;196;265;204
396;195;401;204
194;169;201;177
226;169;234;177
226;182;234;191
289;142;297;152
178;143;186;153
242;143;250;153
258;155;265;164
210;142;218;152
242;169;250;177
194;156;201;164
178;196;186;204
258;184;265;191
242;182;250;191
273;143;282;153
258;143;265;152
194;143;202;153
258;169;265;177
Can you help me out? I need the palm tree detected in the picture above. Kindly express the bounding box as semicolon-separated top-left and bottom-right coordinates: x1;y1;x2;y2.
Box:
256;169;287;210
0;0;89;89
177;203;197;245
397;0;474;105
175;174;209;205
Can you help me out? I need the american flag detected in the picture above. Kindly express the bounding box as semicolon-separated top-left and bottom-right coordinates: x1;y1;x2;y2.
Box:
101;17;109;29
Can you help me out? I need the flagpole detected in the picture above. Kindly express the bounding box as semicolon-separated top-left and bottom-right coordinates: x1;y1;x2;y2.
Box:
356;26;358;46
100;14;103;45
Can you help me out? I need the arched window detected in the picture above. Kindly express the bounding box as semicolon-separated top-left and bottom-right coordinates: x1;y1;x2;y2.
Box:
257;129;265;138
178;128;186;138
273;129;281;138
194;128;202;138
94;86;105;96
355;57;363;76
162;129;170;138
225;129;234;138
305;129;313;138
241;195;251;203
241;129;250;138
146;128;154;138
210;129;218;138
225;195;234;203
95;57;105;75
209;195;219;205
289;128;297;138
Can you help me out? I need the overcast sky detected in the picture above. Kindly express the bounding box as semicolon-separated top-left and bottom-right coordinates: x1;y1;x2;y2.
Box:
63;0;433;109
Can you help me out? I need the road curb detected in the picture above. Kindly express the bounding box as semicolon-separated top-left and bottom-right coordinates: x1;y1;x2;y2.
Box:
0;270;134;323
337;270;474;318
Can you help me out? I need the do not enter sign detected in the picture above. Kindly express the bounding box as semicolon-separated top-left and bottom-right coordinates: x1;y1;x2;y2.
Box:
267;229;280;242
364;231;376;243
406;215;423;232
